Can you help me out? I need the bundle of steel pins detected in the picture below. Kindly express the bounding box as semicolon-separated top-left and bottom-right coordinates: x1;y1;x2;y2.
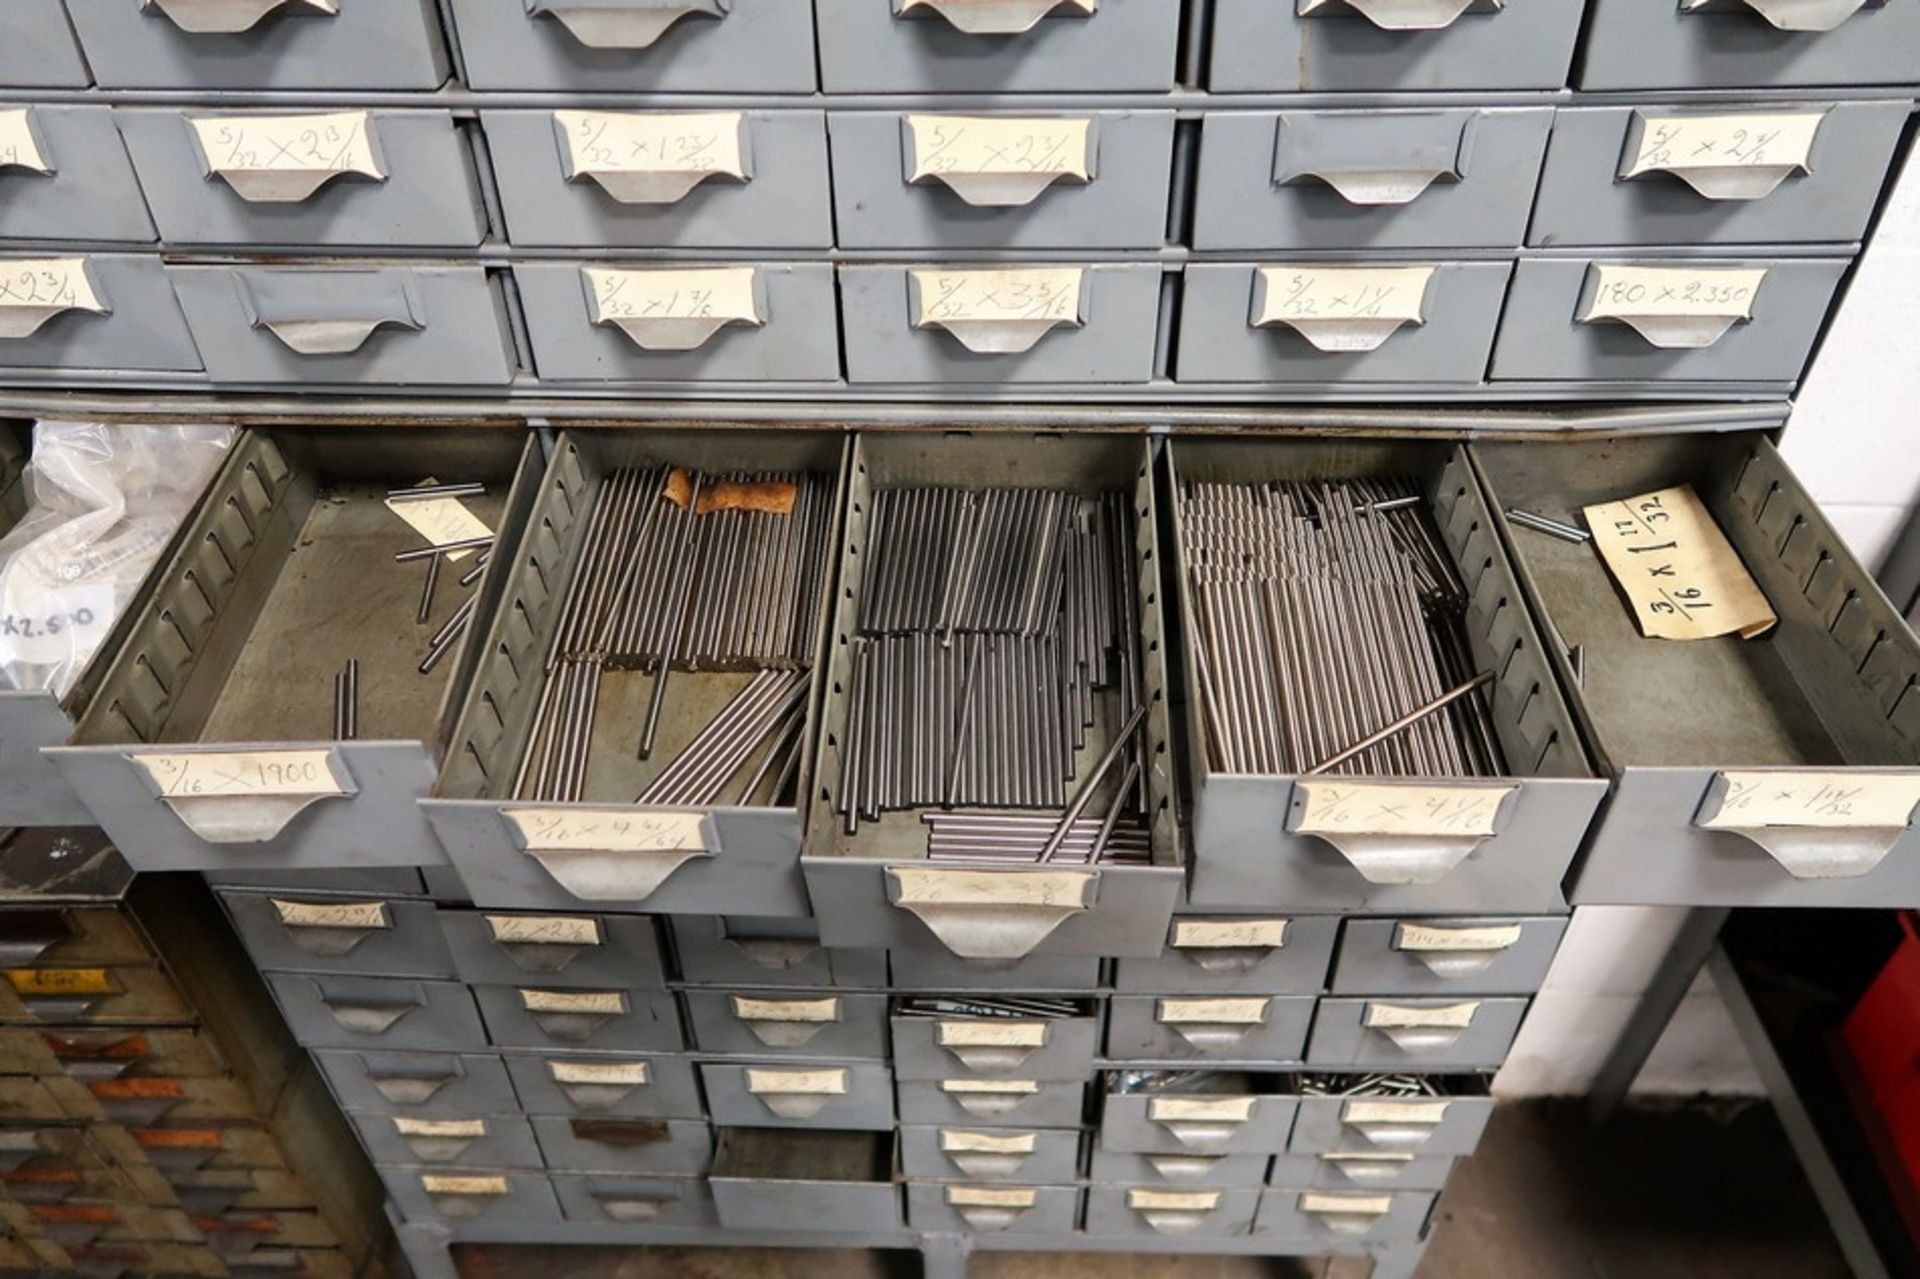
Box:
514;465;832;805
1108;1070;1235;1094
895;996;1083;1019
386;481;493;674
331;659;357;740
1295;1073;1443;1098
838;485;1150;863
1181;477;1506;779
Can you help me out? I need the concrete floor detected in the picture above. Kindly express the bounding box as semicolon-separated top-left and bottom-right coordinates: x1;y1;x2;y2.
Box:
455;1101;1849;1279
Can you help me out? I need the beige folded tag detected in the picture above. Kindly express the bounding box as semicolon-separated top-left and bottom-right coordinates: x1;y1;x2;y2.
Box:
422;1175;506;1196
941;1130;1036;1154
942;1079;1039;1095
1363;1002;1479;1030
938;1020;1048;1048
947;1185;1037;1208
583;266;763;330
0;110;50;174
910;267;1084;328
520;990;625;1015
1295;781;1514;839
1624;112;1821;179
733;996;839;1023
551;1060;648;1086
135;750;346;799
486;915;602;947
890;867;1092;907
1149;1095;1257;1123
1158;997;1270;1025
745;1068;846;1095
1579;265;1768;349
1253;265;1435;343
1699;771;1920;830
555;110;747;182
1302;1193;1393;1215
1171;918;1289;949
505;808;711;854
1394;923;1523;952
270;900;387;930
1129;1189;1218;1212
395;1118;486;1138
189;112;385;193
1343;1099;1450;1125
1585;484;1777;641
0;258;105;335
905;115;1094;181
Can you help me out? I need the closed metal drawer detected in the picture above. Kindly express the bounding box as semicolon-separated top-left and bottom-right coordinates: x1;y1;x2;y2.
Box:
473;985;684;1054
1491;257;1847;384
530;1116;712;1176
1476;434;1920;907
670;918;888;989
1098;1087;1297;1156
1208;0;1584;90
840;264;1160;385
63;0;449;90
46;428;539;874
116;109;487;249
1088;1147;1272;1189
220;893;455;979
1306;996;1527;1070
350;1111;543;1169
0;255;202;375
313;1051;517;1117
1193;110;1552;251
700;1062;894;1130
1114;916;1339;995
504;1053;704;1120
1084;1185;1259;1238
264;975;484;1052
439;911;666;990
1289;1086;1492;1156
0;1027;225;1081
686;990;888;1058
1254;1188;1436;1242
1168;439;1606;914
896;1078;1085;1130
1267;1151;1456;1192
0;909;151;968
906;1181;1080;1234
1530;102;1912;248
898;1125;1081;1182
81;1075;256;1128
126;1124;290;1173
892;949;1104;992
1177;262;1510;385
447;0;816;92
0;4;91;88
484;110;833;250
550;1173;717;1227
0;107;154;242
817;0;1180;92
710;1128;900;1232
204;868;429;896
1578;0;1920;89
167;264;516;387
383;1168;562;1227
1331;917;1566;995
892;1010;1098;1081
0;965;191;1026
1105;994;1315;1063
829;110;1174;250
0;1076;98;1124
514;262;841;384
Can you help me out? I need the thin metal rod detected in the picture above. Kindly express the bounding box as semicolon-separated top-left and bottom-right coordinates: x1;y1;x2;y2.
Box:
1506;508;1591;543
387;482;486;502
1305;671;1496;776
418;553;440;625
395;537;493;562
1039;702;1148;863
639;473;704;760
459;551;491;588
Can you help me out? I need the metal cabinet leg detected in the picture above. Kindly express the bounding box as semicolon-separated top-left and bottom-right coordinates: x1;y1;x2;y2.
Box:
1587;905;1733;1123
390;1207;459;1279
920;1232;974;1279
1366;1243;1426;1279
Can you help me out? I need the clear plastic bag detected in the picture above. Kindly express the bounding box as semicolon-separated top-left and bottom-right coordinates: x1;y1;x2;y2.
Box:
0;420;235;698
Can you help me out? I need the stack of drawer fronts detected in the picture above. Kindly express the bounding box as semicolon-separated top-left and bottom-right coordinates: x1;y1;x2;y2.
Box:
0;829;369;1279
0;0;1911;399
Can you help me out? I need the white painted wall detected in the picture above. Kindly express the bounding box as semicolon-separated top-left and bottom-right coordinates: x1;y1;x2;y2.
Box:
1497;140;1920;1098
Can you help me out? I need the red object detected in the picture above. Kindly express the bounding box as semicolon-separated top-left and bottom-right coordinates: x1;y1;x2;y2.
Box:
1845;912;1920;1190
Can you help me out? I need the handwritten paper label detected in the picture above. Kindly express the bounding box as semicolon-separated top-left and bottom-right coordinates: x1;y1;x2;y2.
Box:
1294;782;1514;839
1171;919;1288;949
1578;265;1767;348
189;112;385;202
733;996;838;1023
1158;997;1270;1025
395;1118;485;1138
942;1130;1035;1154
0;582;116;666
1149;1096;1257;1124
582;266;764;351
5;969;113;996
520;990;624;1015
904;115;1094;206
889;867;1094;909
1364;1002;1478;1030
938;1020;1048;1049
0;110;49;174
555;110;748;203
485;916;602;947
0;259;106;339
1344;1099;1450;1125
1253;266;1435;352
422;1175;506;1196
1394;923;1523;953
1700;771;1920;831
1129;1190;1218;1212
943;1079;1038;1095
907;267;1086;353
385;493;492;564
1584;484;1778;640
551;1060;648;1086
506;808;711;855
745;1068;845;1096
271;900;388;931
1624;112;1822;199
134;750;345;800
897;0;1096;28
948;1186;1036;1208
1302;1193;1393;1215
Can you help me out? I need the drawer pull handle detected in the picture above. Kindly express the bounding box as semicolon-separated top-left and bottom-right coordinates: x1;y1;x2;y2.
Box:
1621;110;1823;203
1300;1192;1394;1234
895;0;1094;35
1127;1189;1220;1235
731;996;839;1048
1146;1096;1257;1151
0;110;52;179
529;0;729;49
485;914;604;974
904;114;1095;209
1362;1001;1479;1053
724;937;821;970
1168;918;1288;972
231;268;426;359
521;989;625;1042
271;899;391;957
583;266;765;352
129;748;356;843
1576;263;1766;350
0;258;109;341
189;112;386;205
1391;922;1524;978
1695;769;1920;879
1251;266;1434;355
421;1173;507;1219
316;996;421;1037
1287;780;1514;884
1296;0;1485;28
744;1067;846;1120
886;865;1097;960
1323;1154;1415;1186
1340;1098;1450;1149
1682;0;1869;31
505;807;717;902
367;1073;458;1106
593;1193;673;1222
1156;997;1270;1052
549;1059;649;1108
556;110;750;206
393;1117;486;1163
935;1019;1049;1073
905;267;1087;358
946;1186;1038;1230
941;1080;1039;1117
146;0;337;35
945;1150;1031;1179
1144;1154;1224;1181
